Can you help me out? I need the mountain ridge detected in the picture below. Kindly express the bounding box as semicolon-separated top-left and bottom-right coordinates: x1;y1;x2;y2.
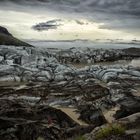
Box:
0;26;34;47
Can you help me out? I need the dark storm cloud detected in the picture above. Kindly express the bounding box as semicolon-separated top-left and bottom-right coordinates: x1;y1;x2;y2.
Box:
0;0;140;31
2;0;139;17
32;19;63;31
75;20;85;25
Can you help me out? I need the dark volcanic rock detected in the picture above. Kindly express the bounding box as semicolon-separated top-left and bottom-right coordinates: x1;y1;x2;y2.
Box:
0;99;77;128
65;125;96;138
83;84;110;101
119;113;140;130
0;117;62;140
118;113;140;140
79;105;107;125
114;96;140;119
0;99;78;140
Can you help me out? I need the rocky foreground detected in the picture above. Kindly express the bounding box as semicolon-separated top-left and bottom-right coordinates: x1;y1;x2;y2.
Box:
0;42;140;140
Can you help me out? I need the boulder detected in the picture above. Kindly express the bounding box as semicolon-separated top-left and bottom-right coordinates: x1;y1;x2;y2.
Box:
118;113;140;140
114;97;140;119
78;105;107;125
83;84;109;101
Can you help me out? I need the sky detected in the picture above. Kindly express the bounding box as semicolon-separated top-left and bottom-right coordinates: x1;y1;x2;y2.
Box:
0;0;140;41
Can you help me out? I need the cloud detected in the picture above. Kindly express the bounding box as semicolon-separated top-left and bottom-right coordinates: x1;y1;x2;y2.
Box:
99;18;140;31
32;19;63;31
75;20;88;25
0;0;140;32
2;0;140;18
1;0;140;16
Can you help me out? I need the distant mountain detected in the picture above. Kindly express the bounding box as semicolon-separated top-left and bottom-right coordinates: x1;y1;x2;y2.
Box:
123;47;140;57
0;26;34;47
